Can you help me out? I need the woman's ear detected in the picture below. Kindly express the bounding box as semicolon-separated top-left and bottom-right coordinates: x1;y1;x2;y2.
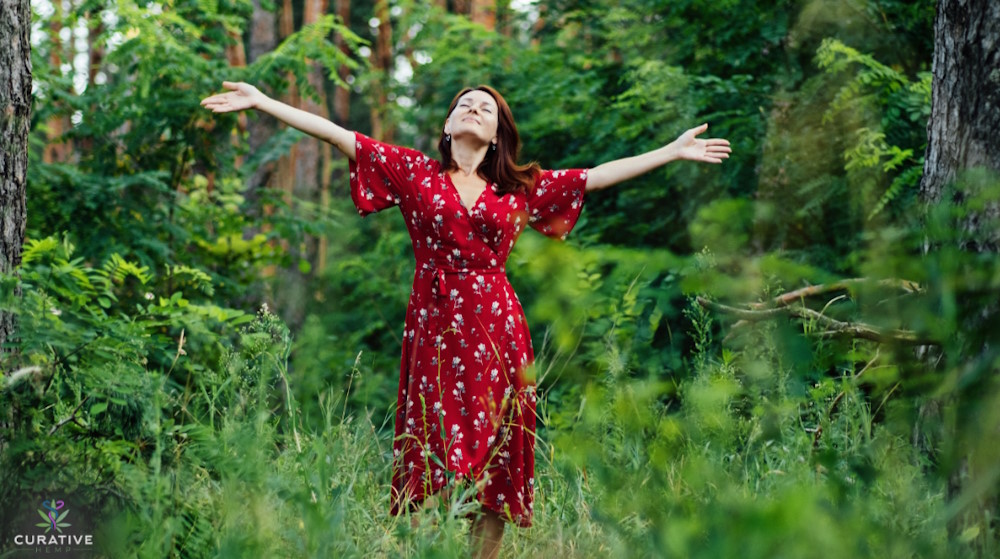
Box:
443;118;451;135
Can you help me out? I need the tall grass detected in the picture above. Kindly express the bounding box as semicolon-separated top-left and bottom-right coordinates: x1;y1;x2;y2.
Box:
103;305;966;557
1;244;992;558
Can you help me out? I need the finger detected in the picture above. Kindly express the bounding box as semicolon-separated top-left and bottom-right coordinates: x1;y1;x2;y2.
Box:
222;81;240;91
203;102;230;112
690;123;709;136
202;92;233;102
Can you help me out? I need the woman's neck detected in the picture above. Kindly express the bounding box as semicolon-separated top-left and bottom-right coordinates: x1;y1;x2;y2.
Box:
450;139;489;176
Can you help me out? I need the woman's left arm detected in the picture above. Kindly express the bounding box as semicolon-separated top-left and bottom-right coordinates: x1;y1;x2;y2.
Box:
584;124;731;193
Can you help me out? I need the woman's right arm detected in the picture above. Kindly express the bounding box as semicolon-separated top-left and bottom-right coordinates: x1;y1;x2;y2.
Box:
201;81;356;161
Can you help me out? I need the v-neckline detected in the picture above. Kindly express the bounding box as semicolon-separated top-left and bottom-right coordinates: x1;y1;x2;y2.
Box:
445;172;491;214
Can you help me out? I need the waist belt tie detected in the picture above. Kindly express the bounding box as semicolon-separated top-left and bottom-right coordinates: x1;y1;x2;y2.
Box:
419;262;506;298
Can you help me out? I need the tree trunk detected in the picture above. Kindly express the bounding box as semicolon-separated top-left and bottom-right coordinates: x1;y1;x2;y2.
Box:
370;0;394;141
918;0;1000;545
42;0;72;164
259;0;298;286
470;0;496;29
333;0;352;127
270;0;331;330
919;0;1000;251
223;28;249;186
0;0;32;356
495;0;511;36
246;0;279;194
300;0;332;276
87;12;105;89
319;0;352;273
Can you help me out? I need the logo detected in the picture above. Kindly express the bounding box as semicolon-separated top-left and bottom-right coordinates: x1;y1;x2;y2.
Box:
36;500;70;534
9;498;94;553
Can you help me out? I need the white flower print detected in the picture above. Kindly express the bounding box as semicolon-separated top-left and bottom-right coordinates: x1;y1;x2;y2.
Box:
351;135;588;525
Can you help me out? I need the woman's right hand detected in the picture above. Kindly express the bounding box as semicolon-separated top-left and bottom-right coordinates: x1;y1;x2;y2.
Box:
200;80;356;160
200;81;267;113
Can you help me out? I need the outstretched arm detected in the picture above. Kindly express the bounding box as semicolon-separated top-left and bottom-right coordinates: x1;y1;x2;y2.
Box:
201;81;356;161
584;124;731;192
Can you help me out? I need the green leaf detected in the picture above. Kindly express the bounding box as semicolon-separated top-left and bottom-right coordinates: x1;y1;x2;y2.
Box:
959;525;980;544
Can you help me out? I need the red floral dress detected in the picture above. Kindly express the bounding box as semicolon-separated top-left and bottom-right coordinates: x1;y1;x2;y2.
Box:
349;133;587;527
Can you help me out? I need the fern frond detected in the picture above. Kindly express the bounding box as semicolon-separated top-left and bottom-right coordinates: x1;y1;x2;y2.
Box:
22;237;63;265
169;265;215;296
818;39;906;124
868;164;923;220
101;254;153;285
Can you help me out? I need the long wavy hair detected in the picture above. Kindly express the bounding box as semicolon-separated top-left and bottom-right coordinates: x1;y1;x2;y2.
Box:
437;85;540;196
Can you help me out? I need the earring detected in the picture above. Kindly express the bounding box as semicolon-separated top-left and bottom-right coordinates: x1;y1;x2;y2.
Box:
491;143;496;151
446;134;451;143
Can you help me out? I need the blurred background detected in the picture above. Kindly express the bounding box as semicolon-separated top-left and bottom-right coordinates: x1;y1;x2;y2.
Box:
2;0;999;557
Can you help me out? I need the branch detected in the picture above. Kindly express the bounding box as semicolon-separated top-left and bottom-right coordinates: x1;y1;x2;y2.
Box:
697;297;936;345
2;366;43;391
750;278;921;309
48;396;90;436
698;298;788;320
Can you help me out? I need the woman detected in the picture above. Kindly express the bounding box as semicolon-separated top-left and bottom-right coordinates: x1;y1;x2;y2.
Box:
201;82;730;558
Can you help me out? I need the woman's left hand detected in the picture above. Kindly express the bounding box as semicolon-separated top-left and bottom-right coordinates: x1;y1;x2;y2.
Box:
672;123;732;164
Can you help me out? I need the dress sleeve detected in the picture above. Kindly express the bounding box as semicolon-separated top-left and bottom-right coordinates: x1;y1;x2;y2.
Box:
349;132;433;216
526;169;588;240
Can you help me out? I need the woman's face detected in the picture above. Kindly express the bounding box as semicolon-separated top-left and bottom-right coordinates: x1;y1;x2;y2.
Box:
445;89;499;147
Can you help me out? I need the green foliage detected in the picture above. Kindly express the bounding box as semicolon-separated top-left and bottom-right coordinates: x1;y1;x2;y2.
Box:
27;0;360;306
9;0;1000;556
817;38;930;220
288;202;412;425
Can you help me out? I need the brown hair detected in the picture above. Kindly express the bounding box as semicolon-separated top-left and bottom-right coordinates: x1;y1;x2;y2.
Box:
437;85;540;196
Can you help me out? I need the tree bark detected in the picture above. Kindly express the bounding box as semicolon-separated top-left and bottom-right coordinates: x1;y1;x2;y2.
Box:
919;0;1000;250
42;0;73;164
271;0;331;330
370;0;394;141
333;0;352;127
223;28;249;185
87;11;105;89
0;0;32;355
470;0;496;29
300;0;332;277
318;0;352;274
245;0;279;193
917;0;1000;544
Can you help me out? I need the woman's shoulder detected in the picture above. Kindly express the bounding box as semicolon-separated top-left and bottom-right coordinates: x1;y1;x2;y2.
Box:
357;133;440;170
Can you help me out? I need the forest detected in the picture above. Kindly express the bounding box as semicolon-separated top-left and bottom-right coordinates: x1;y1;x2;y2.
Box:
1;0;999;557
